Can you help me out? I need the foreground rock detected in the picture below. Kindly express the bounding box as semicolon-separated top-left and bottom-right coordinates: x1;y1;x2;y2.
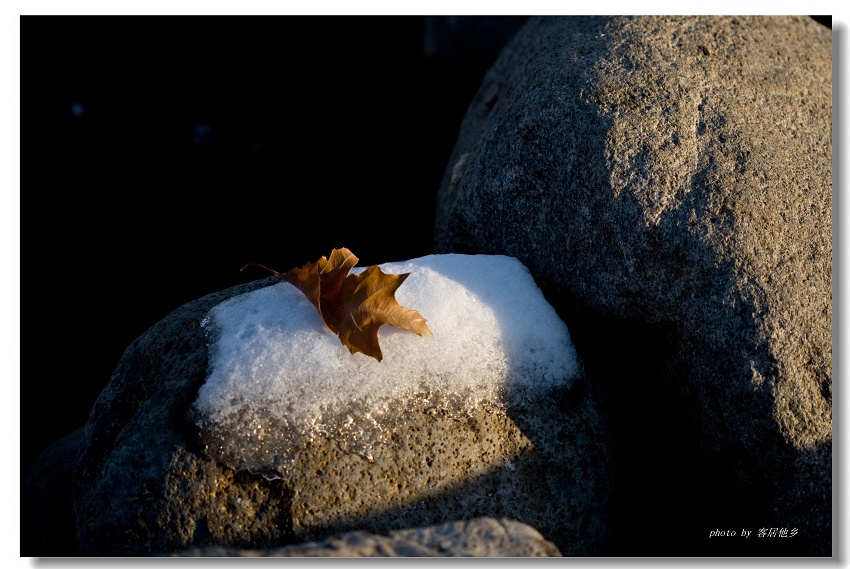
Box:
434;16;831;555
169;517;561;557
71;274;613;556
22;428;84;556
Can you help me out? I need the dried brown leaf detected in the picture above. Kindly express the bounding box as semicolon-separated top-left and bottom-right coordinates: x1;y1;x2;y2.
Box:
244;247;432;361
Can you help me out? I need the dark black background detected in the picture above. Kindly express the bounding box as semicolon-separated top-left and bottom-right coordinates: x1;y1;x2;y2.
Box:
22;16;527;477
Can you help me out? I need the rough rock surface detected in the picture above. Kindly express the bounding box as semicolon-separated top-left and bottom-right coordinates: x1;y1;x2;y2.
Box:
169;517;561;557
22;427;84;556
71;275;613;556
434;16;831;555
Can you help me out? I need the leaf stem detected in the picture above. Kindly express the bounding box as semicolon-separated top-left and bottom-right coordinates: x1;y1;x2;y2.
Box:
240;261;280;276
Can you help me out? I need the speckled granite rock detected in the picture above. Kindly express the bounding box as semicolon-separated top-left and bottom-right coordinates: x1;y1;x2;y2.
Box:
71;274;613;556
168;517;561;557
71;277;289;556
434;15;831;555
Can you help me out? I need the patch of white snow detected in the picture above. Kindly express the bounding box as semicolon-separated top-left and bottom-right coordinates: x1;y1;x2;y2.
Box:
192;254;580;474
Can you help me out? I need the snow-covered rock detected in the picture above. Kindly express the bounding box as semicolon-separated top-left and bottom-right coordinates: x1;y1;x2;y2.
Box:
193;254;580;475
72;255;614;556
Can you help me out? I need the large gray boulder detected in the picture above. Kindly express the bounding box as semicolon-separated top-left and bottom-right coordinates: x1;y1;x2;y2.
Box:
71;275;613;556
434;16;831;555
